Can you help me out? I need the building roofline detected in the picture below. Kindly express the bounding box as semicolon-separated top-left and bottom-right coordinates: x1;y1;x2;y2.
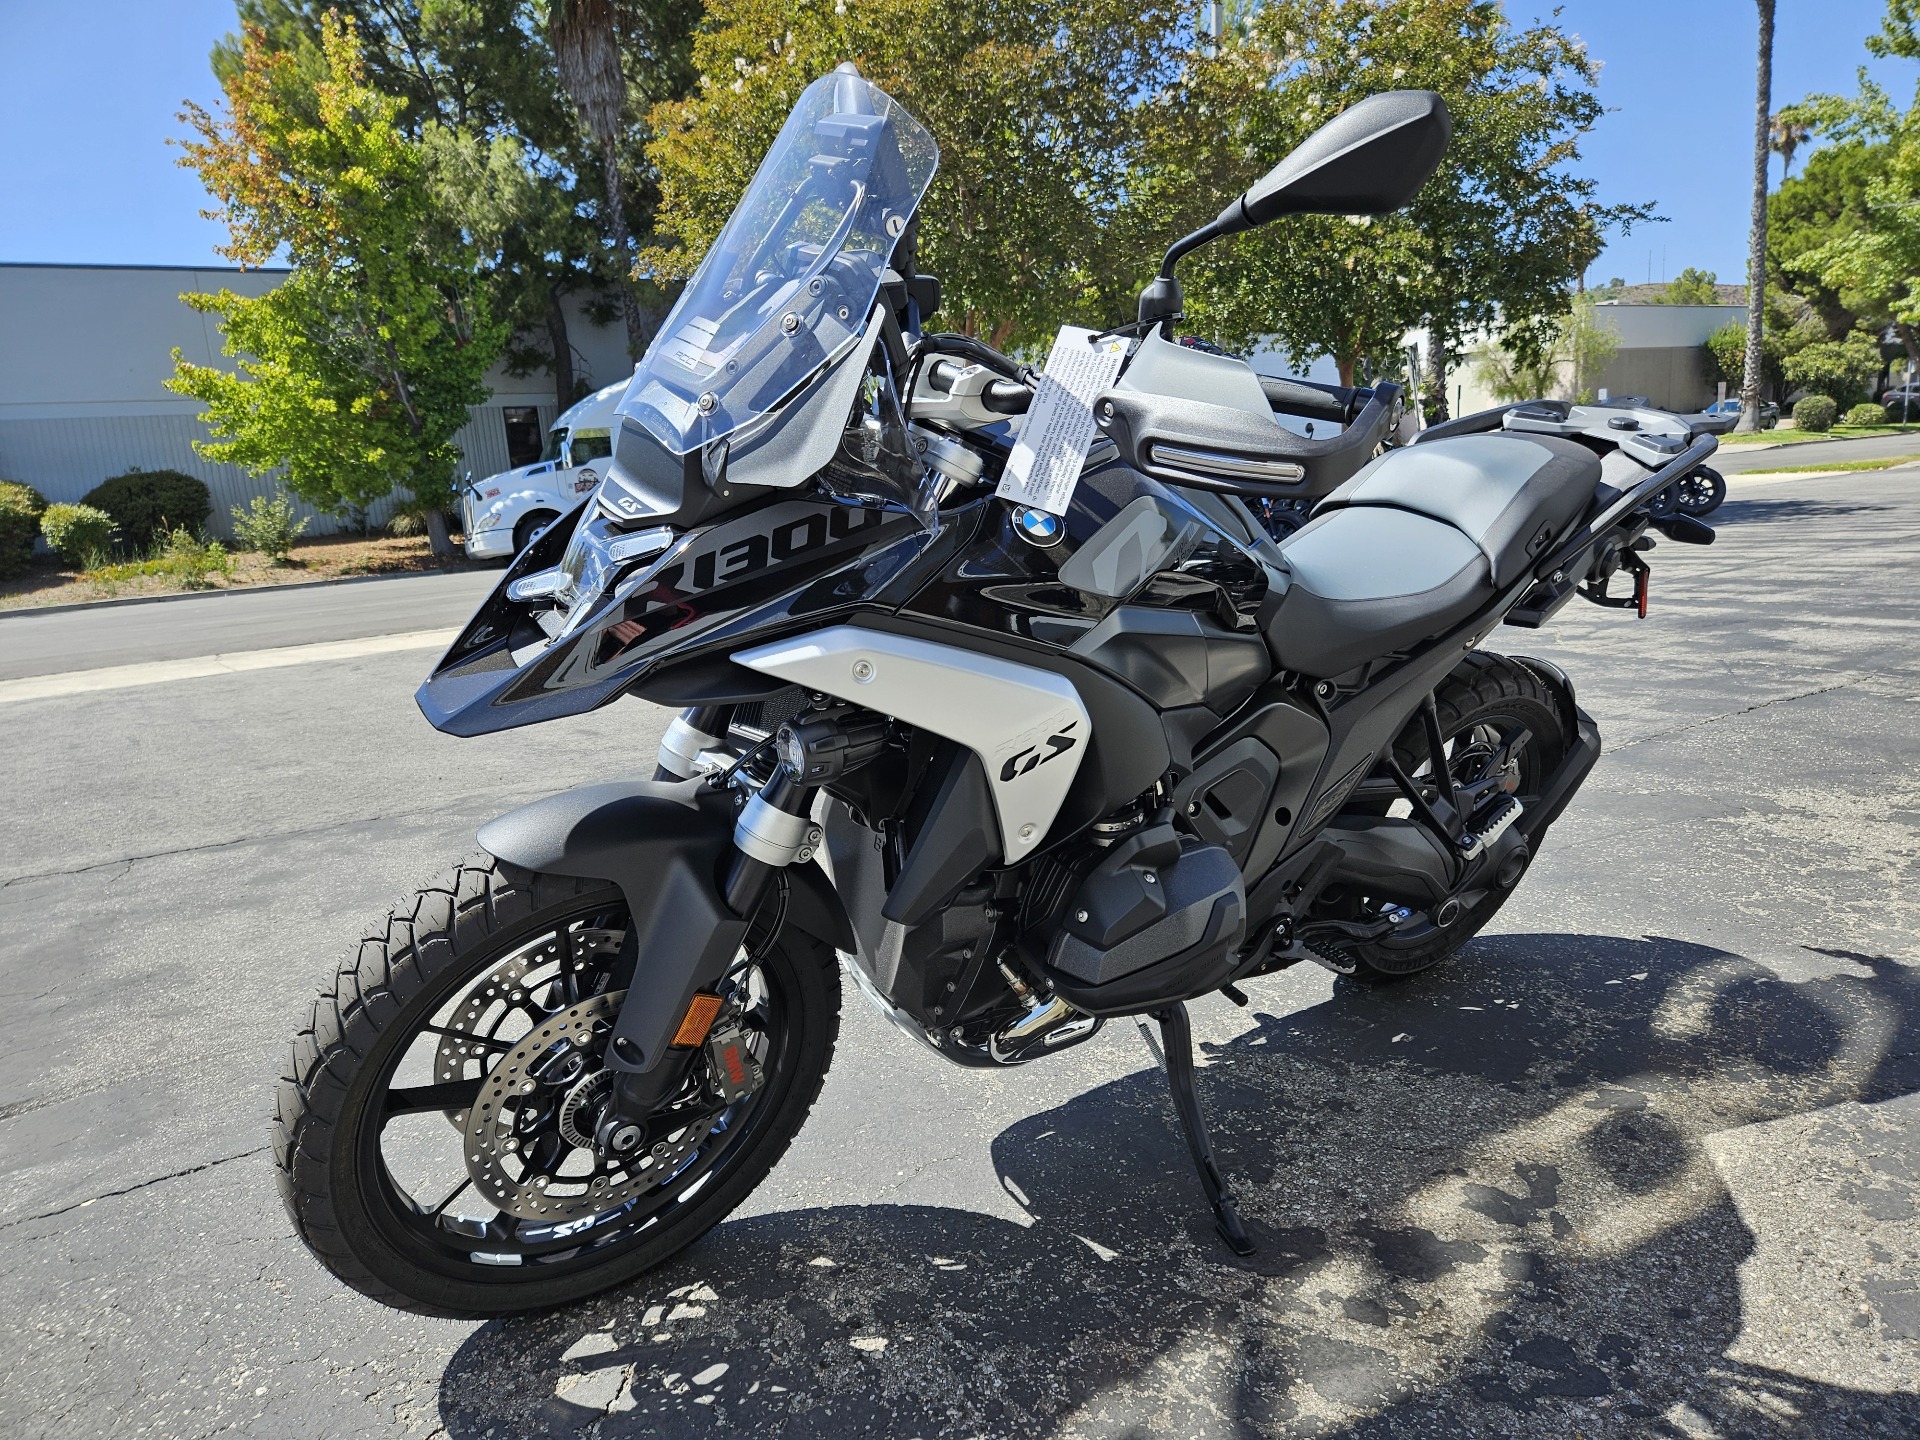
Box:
0;261;292;274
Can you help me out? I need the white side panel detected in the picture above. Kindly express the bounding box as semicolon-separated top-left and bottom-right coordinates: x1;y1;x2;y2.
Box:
731;626;1091;863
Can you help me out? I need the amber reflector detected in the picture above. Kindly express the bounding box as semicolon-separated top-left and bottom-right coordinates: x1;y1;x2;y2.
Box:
671;993;725;1047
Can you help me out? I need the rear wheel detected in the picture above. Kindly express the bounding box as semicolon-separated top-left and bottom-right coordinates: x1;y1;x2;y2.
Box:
1328;652;1568;981
1673;465;1726;516
274;857;839;1317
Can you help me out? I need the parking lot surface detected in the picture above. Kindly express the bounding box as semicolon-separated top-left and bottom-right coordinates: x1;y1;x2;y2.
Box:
2;469;1915;1438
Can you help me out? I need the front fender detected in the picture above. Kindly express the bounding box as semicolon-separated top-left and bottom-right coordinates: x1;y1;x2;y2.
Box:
476;777;853;1076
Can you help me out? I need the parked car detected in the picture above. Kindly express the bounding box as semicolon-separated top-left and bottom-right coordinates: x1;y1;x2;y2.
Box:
461;380;624;559
1879;381;1920;417
1702;398;1779;428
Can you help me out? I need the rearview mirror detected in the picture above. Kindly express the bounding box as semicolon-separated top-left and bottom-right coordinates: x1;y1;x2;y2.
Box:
1220;90;1451;233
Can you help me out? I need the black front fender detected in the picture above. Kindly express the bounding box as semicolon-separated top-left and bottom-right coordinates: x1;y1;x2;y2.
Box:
476;777;853;1076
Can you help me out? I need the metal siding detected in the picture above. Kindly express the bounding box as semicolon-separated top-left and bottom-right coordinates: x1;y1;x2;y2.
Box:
0;404;558;538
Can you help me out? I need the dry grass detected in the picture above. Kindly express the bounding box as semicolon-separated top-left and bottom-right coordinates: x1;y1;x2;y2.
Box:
0;532;489;611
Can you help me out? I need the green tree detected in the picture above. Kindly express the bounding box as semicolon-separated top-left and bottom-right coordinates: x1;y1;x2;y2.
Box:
1767;139;1893;339
168;14;504;550
1781;330;1884;405
1653;267;1720;304
1138;0;1649;392
1772;1;1920;371
216;0;692;413
1475;292;1617;402
1737;0;1776;433
640;0;1188;351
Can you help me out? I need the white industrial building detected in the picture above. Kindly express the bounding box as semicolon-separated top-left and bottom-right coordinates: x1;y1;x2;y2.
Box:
0;263;632;537
1449;302;1746;418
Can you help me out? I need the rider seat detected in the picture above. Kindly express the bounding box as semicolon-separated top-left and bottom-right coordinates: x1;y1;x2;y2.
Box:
1266;434;1600;678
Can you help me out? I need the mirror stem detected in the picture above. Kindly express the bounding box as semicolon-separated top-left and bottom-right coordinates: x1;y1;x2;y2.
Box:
1138;219;1224;337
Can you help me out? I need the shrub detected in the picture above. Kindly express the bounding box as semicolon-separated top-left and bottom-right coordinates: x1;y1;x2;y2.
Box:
0;480;48;579
85;527;232;589
1845;402;1886;427
40;503;117;566
1794;395;1838;432
230;490;309;562
81;468;211;552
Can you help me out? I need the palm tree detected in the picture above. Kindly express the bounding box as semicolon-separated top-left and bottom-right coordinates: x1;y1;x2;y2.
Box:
1738;0;1775;434
1769;111;1809;176
550;0;645;356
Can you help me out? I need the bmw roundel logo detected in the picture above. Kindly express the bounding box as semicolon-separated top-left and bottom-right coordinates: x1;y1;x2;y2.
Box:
1013;506;1064;547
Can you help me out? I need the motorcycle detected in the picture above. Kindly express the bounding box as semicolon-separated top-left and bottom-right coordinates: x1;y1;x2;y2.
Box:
275;69;1717;1317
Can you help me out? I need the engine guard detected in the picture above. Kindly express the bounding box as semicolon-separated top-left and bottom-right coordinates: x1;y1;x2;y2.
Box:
476;777;854;1081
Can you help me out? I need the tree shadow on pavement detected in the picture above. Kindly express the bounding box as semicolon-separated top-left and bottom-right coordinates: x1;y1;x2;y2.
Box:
1711;496;1896;527
437;934;1920;1439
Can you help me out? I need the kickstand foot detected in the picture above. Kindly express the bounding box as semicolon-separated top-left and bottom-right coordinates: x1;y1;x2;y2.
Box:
1151;1003;1256;1257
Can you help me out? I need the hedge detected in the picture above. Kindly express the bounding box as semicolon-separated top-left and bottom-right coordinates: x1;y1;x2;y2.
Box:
1793;395;1837;433
81;468;211;552
0;480;48;579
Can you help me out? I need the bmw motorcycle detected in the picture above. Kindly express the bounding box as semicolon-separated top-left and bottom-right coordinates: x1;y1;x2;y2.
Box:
276;70;1718;1316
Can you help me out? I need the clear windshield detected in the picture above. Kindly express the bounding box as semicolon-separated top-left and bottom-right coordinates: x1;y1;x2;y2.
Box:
618;68;938;456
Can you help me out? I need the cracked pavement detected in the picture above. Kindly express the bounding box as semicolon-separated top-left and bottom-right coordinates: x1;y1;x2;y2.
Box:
1;469;1916;1438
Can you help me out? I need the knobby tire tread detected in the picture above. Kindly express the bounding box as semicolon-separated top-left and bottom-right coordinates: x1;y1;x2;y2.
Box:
273;855;840;1318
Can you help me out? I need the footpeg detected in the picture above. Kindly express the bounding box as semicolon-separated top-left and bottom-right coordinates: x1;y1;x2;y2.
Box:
1458;795;1522;860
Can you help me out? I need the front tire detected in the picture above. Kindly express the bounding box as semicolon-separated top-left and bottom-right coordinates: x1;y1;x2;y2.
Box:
273;857;839;1317
1331;652;1569;981
513;510;559;556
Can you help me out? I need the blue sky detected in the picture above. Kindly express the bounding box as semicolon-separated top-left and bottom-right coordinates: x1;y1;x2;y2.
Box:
0;0;1911;287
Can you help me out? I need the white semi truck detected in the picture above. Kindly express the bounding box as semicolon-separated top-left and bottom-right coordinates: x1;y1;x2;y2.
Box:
461;381;624;560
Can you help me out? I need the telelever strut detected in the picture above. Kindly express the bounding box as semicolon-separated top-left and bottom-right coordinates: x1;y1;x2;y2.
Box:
1148;1003;1256;1256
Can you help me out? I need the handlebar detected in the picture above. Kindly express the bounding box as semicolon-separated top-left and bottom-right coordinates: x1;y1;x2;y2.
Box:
924;355;1032;414
1257;375;1369;425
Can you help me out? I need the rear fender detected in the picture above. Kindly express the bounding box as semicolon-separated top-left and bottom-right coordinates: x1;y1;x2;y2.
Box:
476;777;853;1077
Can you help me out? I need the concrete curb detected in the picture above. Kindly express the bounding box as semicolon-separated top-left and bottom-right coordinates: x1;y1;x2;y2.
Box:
0;562;497;622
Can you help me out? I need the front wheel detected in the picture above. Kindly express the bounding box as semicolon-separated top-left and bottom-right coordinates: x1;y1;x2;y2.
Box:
273;857;840;1317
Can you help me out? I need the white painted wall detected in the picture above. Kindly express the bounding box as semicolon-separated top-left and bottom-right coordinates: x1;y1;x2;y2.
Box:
0;264;632;534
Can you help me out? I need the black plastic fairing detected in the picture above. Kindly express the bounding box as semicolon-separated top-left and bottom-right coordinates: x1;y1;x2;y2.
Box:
417;494;930;736
476;778;852;1078
883;745;1001;927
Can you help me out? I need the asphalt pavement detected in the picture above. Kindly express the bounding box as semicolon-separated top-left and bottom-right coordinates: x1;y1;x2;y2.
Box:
2;471;1916;1439
0;568;498;681
1713;430;1920;473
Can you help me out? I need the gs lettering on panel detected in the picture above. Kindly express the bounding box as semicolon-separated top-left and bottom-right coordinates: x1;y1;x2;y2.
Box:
642;503;888;613
1000;722;1079;782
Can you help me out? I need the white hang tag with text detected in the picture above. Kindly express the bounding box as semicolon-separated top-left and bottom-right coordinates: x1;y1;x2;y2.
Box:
996;326;1128;516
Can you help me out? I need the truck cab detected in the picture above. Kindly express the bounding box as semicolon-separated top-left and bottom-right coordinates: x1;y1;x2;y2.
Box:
461;381;625;560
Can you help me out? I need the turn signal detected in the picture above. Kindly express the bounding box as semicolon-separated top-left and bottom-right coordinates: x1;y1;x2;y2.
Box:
671;993;725;1048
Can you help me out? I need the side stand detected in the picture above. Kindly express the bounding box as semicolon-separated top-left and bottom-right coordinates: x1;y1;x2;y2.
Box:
1143;1004;1256;1256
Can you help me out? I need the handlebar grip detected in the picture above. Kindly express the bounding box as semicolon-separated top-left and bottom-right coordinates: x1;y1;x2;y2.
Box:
1258;375;1357;424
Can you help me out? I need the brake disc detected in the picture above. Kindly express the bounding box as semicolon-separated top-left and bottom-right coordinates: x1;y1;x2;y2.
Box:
432;926;623;1129
460;990;711;1222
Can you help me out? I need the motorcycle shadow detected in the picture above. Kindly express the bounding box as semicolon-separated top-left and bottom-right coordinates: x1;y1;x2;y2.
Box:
437;933;1920;1439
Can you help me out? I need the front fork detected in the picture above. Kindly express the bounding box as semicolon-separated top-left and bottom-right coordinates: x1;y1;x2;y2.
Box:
605;706;876;1133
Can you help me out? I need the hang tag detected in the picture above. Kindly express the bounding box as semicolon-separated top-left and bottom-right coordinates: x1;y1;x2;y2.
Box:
996;326;1128;516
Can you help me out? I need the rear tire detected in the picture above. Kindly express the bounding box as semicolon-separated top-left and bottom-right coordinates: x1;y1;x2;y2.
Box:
273;856;840;1317
1674;465;1726;517
1333;652;1569;982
